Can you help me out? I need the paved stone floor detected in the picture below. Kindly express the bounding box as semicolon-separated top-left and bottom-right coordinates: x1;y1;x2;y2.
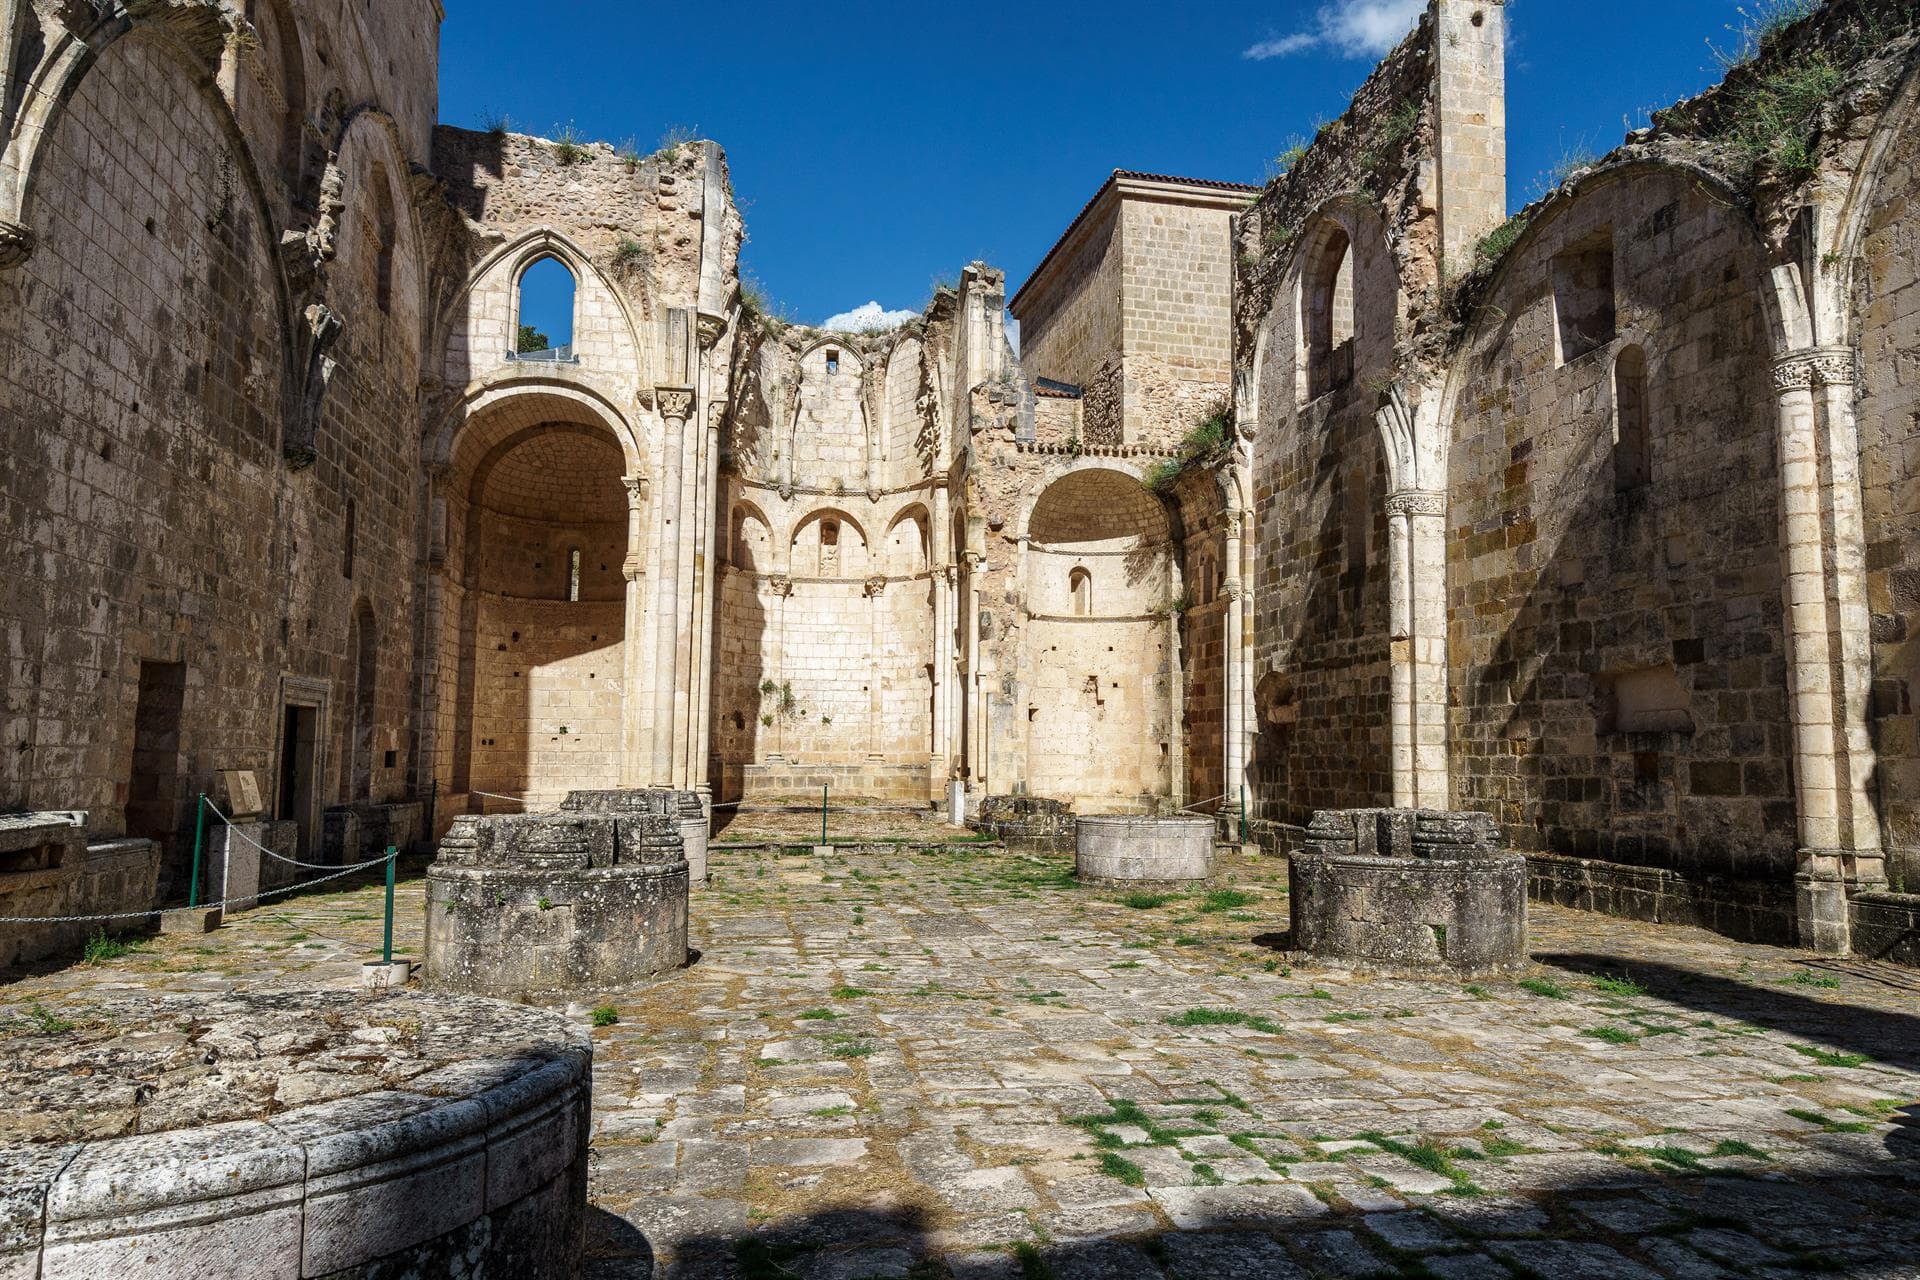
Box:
4;842;1919;1279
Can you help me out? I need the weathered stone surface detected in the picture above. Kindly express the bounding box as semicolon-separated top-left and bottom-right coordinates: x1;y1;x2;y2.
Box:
1076;816;1214;883
0;991;588;1279
1290;809;1528;977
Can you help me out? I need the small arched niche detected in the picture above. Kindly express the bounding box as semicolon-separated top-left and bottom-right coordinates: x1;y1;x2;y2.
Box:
1612;344;1651;493
369;164;397;314
1069;567;1093;616
514;256;577;361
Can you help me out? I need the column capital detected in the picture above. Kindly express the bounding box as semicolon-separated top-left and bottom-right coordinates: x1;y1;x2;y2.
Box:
0;218;39;271
1222;579;1245;601
696;312;728;349
1772;347;1856;392
624;476;650;504
1222;510;1247;540
767;574;793;598
864;575;890;598
1386;489;1447;518
657;386;695;422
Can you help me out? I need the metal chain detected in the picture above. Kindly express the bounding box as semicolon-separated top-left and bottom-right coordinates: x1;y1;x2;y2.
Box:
0;851;397;926
201;798;396;870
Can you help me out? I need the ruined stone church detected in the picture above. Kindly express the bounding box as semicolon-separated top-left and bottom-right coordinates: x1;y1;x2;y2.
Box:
1;0;1916;959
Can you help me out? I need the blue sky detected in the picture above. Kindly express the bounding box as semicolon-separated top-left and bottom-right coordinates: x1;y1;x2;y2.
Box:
444;1;1760;332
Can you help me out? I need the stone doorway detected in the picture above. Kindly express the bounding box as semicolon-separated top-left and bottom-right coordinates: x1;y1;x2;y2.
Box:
276;678;327;858
125;660;186;877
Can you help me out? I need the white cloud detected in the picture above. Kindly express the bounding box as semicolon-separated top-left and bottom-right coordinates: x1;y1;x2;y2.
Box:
1243;0;1424;61
821;301;917;333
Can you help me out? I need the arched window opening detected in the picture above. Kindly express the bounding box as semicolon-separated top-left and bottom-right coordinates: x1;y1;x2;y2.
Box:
1613;345;1651;493
567;547;583;602
1070;567;1093;616
1303;225;1355;401
825;349;841;376
369;165;396;315
1552;227;1617;364
515;256;577;361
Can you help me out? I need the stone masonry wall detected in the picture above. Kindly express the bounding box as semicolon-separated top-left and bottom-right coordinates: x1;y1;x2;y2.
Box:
1121;199;1240;445
1857;101;1920;890
1445;168;1792;881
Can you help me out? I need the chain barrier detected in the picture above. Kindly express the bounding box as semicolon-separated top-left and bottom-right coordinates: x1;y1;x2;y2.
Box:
0;849;398;926
200;798;398;871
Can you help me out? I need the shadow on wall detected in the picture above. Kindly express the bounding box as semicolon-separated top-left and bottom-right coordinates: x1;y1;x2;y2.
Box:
1250;388;1393;832
708;557;769;804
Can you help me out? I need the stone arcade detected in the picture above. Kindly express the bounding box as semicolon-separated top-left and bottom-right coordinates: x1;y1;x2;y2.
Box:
2;0;1916;962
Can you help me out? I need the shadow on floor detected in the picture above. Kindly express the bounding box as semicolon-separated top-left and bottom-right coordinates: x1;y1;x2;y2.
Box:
1536;950;1920;1073
586;1132;1920;1279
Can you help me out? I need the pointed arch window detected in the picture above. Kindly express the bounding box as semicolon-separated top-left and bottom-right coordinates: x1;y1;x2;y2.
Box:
369;166;396;314
514;256;578;362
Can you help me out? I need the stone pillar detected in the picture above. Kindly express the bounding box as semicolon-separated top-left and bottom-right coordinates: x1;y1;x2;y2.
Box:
1222;511;1247;824
1433;0;1508;282
1771;350;1885;954
620;476;649;787
931;564;955;792
767;575;792;762
687;392;724;803
964;552;985;790
865;575;888;761
650;387;693;785
1386;489;1450;809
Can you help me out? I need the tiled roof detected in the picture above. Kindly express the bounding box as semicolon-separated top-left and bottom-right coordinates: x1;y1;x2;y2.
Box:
1034;378;1083;400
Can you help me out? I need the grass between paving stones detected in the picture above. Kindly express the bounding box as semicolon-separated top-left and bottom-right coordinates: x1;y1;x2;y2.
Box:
1098;1152;1147;1186
1518;977;1569;999
1589;974;1646;997
1198;889;1257;913
1011;1241;1053;1279
1167;1007;1284;1034
1791;1043;1868;1068
590;1005;619;1028
1067;1098;1210;1149
830;985;874;1000
1120;892;1174;909
1785;1107;1874;1133
1356;1131;1485;1195
1580;1026;1640;1045
797;1008;840;1020
1781;969;1842;989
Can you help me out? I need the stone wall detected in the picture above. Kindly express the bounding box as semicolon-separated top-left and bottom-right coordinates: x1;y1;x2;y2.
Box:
1857;93;1920;890
1120;197;1240;442
0;6;430;899
1445;168;1793;882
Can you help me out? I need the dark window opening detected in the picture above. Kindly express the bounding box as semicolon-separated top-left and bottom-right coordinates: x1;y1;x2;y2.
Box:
826;349;840;376
342;496;356;579
1613;345;1651;493
1303;225;1356;401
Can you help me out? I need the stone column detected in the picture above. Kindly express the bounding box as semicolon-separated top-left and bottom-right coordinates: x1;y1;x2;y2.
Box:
767;575;792;762
650;387;693;785
687;395;724;803
1222;511;1247;825
865;576;888;761
932;564;955;792
964;552;985;790
620;476;649;787
1386;489;1449;809
1771;350;1885;954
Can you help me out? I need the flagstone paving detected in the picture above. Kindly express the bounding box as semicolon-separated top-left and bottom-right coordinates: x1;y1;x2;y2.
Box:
5;842;1918;1280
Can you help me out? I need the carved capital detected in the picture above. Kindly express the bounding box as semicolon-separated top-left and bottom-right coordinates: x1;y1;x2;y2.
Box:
657;386;695;422
1772;348;1856;392
1222;511;1246;540
1385;489;1447;518
1223;579;1245;601
864;576;889;598
696;312;728;348
767;574;794;599
624;477;649;505
0;220;37;270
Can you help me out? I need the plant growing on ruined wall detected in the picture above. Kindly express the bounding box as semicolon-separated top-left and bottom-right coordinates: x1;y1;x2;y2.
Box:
1718;48;1845;179
616;138;642;172
612;239;645;272
1716;0;1823;69
1266;136;1309;181
551;122;590;166
656;125;699;164
1474;213;1531;268
1145;402;1234;494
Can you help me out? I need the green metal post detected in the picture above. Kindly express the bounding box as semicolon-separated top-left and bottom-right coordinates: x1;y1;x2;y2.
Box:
821;784;829;846
188;793;208;908
383;846;397;965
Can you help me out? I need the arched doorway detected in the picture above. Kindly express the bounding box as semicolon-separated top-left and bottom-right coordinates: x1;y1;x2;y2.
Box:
435;395;638;809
